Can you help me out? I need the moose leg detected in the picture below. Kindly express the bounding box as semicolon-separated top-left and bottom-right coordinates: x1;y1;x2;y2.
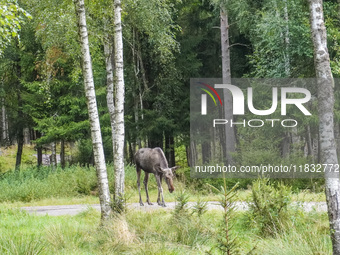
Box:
155;174;166;207
137;166;144;206
144;172;153;205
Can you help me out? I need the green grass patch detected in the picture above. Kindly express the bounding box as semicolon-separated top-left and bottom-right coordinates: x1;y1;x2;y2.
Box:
0;205;331;254
0;164;326;206
0;165;98;202
0;145;37;172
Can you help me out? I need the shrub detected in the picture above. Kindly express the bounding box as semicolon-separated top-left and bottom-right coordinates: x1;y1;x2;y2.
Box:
74;139;93;166
173;190;190;216
192;197;208;218
74;168;97;195
170;190;212;248
249;178;292;236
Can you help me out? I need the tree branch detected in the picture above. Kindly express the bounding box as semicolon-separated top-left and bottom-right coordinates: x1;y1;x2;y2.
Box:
228;43;250;49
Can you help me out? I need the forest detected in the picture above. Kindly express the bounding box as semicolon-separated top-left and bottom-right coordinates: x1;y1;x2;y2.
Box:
1;0;340;254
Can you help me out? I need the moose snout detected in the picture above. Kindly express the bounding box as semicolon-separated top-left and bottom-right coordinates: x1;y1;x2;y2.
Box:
168;179;175;193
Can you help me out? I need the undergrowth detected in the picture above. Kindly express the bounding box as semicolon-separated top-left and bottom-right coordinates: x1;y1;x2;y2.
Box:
0;204;331;255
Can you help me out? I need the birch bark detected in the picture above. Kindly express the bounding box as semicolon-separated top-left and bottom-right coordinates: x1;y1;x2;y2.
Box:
113;0;125;203
309;1;340;253
74;0;112;220
104;33;116;157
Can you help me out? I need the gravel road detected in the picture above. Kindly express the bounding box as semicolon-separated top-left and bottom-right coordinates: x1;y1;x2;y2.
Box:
21;201;327;216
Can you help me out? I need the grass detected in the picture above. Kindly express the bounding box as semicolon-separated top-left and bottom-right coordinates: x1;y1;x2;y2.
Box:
0;144;327;207
0;148;331;254
0;144;75;172
2;181;326;209
0;204;331;255
7;196;100;207
0;163;326;208
0;145;37;172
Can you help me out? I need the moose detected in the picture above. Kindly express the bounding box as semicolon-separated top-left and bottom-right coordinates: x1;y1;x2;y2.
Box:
135;147;179;207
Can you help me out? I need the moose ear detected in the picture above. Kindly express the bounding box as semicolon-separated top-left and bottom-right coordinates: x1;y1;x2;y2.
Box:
171;166;180;173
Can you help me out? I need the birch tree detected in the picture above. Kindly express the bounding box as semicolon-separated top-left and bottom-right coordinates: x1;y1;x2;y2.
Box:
309;0;340;253
113;0;125;204
73;0;112;220
104;29;116;158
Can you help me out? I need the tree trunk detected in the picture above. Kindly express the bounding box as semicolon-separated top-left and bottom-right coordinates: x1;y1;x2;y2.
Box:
23;128;30;145
113;0;125;204
128;140;135;164
283;0;290;77
212;127;218;162
169;136;175;167
60;139;65;169
104;32;116;159
291;126;300;149
201;142;210;164
281;133;291;157
74;0;112;220
0;99;3;146
1;99;9;146
36;131;42;168
220;8;236;164
186;145;190;166
335;124;340;162
15;128;24;171
306;124;314;158
132;29;144;150
189;140;197;167
309;1;340;254
15;88;24;171
133;89;141;148
51;141;56;171
165;133;175;167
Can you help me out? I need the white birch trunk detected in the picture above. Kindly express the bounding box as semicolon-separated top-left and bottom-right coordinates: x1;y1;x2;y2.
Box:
220;8;236;164
309;1;340;253
114;0;125;203
104;33;116;158
73;0;112;220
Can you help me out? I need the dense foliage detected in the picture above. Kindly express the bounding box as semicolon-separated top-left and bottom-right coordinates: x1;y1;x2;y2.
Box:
0;0;339;181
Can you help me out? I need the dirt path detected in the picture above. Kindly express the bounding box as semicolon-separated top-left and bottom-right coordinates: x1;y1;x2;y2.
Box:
21;201;327;216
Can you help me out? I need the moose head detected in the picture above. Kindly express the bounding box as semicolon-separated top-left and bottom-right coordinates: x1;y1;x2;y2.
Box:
161;166;179;193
